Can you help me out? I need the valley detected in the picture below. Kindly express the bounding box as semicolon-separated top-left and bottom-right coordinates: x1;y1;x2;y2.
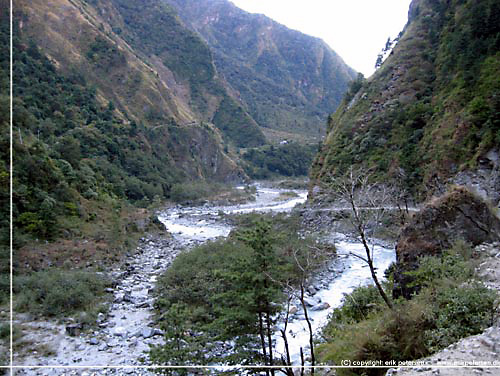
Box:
11;184;396;374
2;0;500;374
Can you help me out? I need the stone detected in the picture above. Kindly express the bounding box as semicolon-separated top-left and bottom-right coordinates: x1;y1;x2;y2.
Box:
98;343;108;351
113;326;127;337
302;297;318;307
307;286;317;295
135;301;150;308
311;302;330;311
65;323;83;337
288;306;298;315
141;327;154;339
122;293;134;303
153;328;164;336
89;337;99;345
96;313;105;323
393;186;500;298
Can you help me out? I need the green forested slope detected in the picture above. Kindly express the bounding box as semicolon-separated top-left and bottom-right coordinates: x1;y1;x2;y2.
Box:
5;7;241;256
167;0;357;141
8;19;172;242
104;0;266;147
311;0;500;199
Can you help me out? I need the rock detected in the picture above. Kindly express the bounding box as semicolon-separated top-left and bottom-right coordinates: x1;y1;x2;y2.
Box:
113;327;127;337
311;302;330;311
307;286;317;295
65;323;83;337
135;301;150;308
141;327;154;339
288;306;299;315
153;328;164;336
89;337;99;345
98;343;108;351
302;297;318;307
123;293;134;303
393;186;500;299
96;313;105;323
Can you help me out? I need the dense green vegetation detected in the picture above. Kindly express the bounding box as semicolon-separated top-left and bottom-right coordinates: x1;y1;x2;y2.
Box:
212;95;265;148
318;242;497;375
168;180;255;204
241;142;317;179
312;0;500;198
0;5;9;307
0;3;9;364
110;0;216;106
151;213;335;369
14;269;110;320
7;17;187;244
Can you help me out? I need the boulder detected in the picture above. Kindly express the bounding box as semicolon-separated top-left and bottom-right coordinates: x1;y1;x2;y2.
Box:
393;186;500;299
65;323;83;337
288;306;299;315
141;327;154;339
113;326;127;337
311;302;330;311
122;293;134;303
302;297;318;307
153;328;164;336
89;337;99;345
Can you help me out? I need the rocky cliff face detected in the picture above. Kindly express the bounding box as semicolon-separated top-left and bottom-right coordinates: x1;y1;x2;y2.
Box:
166;0;357;142
310;0;500;202
393;186;500;298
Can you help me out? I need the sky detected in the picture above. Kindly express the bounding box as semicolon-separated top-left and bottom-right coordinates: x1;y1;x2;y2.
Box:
230;0;413;77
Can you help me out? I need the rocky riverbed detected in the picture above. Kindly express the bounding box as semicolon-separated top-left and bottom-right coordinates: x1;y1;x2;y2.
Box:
12;183;399;375
11;184;311;374
13;234;185;375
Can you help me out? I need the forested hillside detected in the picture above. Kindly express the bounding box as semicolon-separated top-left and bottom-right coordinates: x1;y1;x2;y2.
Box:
311;0;500;201
8;0;247;259
167;0;357;142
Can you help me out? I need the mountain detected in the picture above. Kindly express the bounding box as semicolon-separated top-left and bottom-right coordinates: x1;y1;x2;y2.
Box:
310;0;500;201
9;0;356;247
166;0;357;142
9;0;253;247
16;0;268;149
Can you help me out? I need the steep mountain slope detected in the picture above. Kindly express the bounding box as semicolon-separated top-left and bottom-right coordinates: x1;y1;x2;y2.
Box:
10;0;252;248
167;0;357;142
311;0;500;201
17;0;265;149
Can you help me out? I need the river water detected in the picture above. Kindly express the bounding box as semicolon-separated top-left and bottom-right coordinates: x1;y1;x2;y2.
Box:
158;183;395;366
15;183;395;374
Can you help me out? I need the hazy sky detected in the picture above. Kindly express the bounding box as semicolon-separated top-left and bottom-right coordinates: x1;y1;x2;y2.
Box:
230;0;412;77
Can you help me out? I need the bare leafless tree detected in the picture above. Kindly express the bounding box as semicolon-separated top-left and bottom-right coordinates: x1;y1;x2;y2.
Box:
328;167;393;309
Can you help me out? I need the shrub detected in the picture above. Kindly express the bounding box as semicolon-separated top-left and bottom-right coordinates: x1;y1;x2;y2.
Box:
14;269;110;317
318;242;498;375
424;282;497;352
152;214;335;366
328;285;385;326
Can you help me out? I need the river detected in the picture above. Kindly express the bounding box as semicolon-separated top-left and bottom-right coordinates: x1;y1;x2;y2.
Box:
15;183;395;375
158;183;395;366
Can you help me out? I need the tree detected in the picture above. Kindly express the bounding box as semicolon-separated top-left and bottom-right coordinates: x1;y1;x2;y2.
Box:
329;167;393;309
237;220;281;375
149;303;209;375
